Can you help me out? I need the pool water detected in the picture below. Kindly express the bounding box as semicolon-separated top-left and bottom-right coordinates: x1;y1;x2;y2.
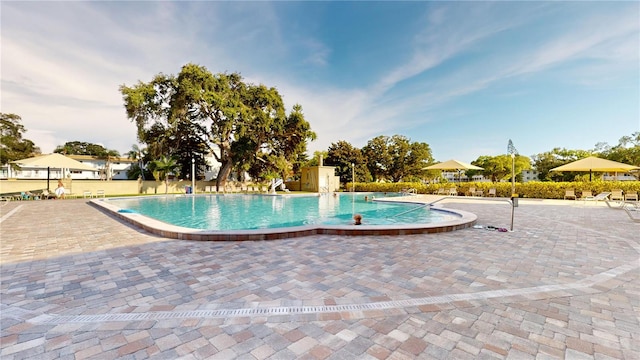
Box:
107;193;458;230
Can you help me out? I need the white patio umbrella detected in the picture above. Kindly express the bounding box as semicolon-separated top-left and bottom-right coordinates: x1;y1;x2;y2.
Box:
11;153;97;190
423;159;484;182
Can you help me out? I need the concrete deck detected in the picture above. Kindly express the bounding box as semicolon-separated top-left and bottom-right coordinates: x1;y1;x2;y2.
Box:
1;197;638;359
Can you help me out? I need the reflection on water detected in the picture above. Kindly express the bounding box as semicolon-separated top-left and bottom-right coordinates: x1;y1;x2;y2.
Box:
108;193;457;230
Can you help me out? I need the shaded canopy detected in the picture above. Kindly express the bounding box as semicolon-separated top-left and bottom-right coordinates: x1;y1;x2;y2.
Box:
550;156;639;173
11;153;96;171
423;159;484;171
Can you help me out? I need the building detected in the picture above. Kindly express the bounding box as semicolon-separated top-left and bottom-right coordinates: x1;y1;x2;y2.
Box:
0;154;134;180
521;169;540;183
300;166;340;193
66;155;135;180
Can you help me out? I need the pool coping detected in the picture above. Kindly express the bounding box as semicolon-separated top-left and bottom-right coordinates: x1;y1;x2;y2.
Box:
89;194;477;241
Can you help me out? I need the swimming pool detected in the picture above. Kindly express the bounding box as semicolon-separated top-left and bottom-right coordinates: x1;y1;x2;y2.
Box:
92;193;477;240
107;193;456;230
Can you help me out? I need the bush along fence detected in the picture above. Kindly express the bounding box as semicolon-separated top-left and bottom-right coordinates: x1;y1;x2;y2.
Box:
347;181;640;200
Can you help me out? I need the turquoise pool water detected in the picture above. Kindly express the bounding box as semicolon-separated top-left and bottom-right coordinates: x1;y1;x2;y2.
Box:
107;193;458;230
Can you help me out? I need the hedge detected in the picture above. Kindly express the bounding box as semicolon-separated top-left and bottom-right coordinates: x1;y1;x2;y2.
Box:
346;181;640;199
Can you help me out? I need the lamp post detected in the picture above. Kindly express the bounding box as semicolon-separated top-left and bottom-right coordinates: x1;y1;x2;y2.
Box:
351;163;355;192
191;158;195;194
507;139;518;231
511;153;515;196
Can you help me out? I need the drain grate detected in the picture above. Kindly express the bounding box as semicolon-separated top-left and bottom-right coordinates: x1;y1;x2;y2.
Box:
25;258;639;325
31;286;585;324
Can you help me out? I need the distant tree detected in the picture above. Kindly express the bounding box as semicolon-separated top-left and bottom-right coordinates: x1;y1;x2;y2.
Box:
388;136;433;182
304;151;328;167
0;113;41;167
121;64;315;190
149;156;180;193
127;144;147;180
54;141;121;180
54;141;113;156
325;140;370;186
473;155;531;182
361;136;392;182
531;148;592;181
361;135;433;182
598;132;640;168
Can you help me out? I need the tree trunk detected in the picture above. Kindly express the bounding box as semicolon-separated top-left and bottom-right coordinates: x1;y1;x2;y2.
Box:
216;160;233;191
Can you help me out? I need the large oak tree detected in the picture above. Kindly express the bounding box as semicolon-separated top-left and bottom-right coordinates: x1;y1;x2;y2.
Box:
0;113;40;167
120;64;315;190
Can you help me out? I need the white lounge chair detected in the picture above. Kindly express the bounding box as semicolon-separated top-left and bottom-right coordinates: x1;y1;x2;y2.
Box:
583;192;610;204
623;202;640;223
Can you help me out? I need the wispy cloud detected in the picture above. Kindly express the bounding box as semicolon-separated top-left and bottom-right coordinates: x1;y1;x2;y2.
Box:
2;1;637;162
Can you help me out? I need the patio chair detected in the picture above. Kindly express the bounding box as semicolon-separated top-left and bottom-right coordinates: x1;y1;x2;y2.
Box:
564;189;576;200
624;191;638;202
580;190;593;200
488;188;497;197
40;189;57;200
448;187;457;196
610;189;624;202
467;187;476;196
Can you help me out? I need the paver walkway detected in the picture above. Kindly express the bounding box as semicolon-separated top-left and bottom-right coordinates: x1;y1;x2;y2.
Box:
1;197;638;359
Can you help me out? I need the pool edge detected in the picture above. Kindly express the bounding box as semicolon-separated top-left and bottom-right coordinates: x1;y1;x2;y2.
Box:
89;196;477;241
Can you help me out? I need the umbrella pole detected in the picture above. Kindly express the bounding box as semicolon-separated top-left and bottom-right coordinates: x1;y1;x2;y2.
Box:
47;167;50;191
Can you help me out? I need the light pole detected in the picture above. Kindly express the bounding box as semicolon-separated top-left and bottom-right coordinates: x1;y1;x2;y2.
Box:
507;139;518;231
191;158;195;194
511;153;515;196
351;163;355;192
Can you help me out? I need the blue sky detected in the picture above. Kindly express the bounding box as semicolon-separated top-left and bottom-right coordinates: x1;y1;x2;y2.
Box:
2;1;639;163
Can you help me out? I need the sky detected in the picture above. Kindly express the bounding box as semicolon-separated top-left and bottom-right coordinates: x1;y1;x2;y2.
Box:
2;1;639;164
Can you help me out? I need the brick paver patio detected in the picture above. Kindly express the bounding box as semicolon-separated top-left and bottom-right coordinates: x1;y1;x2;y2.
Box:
1;196;638;359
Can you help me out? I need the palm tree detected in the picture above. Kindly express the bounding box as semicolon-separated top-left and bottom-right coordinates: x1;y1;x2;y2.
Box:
127;144;147;180
99;149;120;181
152;156;180;193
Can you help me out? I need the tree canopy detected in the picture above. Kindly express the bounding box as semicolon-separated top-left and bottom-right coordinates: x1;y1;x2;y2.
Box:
325;141;370;185
120;63;316;189
54;141;120;157
471;155;532;183
0;113;40;166
362;135;433;182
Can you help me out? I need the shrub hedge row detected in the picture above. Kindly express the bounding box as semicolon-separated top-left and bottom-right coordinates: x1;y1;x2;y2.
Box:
347;181;640;199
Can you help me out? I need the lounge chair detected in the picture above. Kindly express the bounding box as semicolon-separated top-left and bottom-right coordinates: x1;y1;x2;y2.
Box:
623;202;640;223
583;192;610;204
624;191;638;202
610;189;624;202
467;187;476;196
40;189;57;200
580;190;593;200
564;189;576;200
488;188;497;197
448;187;457;196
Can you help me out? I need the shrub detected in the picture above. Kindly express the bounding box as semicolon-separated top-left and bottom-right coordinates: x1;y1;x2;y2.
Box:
347;181;640;199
